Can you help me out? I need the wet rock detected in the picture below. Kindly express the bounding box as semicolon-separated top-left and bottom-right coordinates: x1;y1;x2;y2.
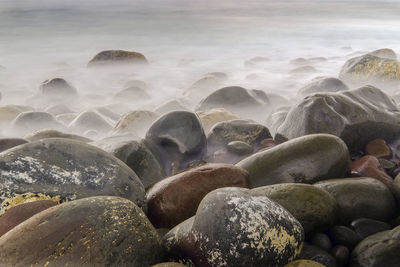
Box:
0;138;28;153
197;108;240;133
113;86;151;102
265;107;290;135
39;78;78;101
94;106;122;122
297;77;349;97
368;48;397;59
145;111;206;175
329;225;362;249
351;225;400;267
0;138;146;213
88;50;148;67
68;111;112;134
310;233;332;252
276;85;400;152
227;141;253;155
0;196;162;266
332;245;349;266
0;105;34;127
365;139;392;159
258;138;281;151
45;104;75;116
196;86;269;118
237;134;350;187
251;183;338;235
25;129;92;143
9;111;65;136
154;100;189;115
151;263;187;267
163;188;304;267
284;260;326;267
113;110;159;136
93;135;165;188
0;200;57;237
350;218;391;239
298;243;337;267
147;163;251;228
183;72;228;99
350;156;393;188
56;113;77;125
315;177;396;224
339;54;400;88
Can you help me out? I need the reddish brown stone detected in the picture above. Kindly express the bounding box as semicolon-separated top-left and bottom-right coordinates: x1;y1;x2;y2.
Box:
0;200;57;237
351;155;393;188
258;138;281;151
365;139;392;159
146;163;252;229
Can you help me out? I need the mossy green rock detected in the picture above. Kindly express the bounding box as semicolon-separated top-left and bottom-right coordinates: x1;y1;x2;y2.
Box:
351;225;400;267
236;134;350;187
276;85;400;152
315;177;396;225
0;138;146;213
0;196;163;266
251;183;338;235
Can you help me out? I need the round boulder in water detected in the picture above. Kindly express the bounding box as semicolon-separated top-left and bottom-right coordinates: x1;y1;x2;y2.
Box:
9;111;65;136
68;111;112;135
88;50;148;67
39;78;78;101
297;77;349;97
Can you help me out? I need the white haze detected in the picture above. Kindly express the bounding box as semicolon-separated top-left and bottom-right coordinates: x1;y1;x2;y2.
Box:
0;0;400;138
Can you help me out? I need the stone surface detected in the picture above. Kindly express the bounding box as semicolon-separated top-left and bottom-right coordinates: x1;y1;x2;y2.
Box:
298;243;337;267
350;156;393;188
237;134;350;187
365;139;392;159
25;129;92;143
276;85;400;152
368;48;397;59
329;225;362;249
39;78;78;101
113;86;151;102
113;110;159;136
88;50;148;67
310;233;332;252
197;108;240;133
0;138;146;214
0;138;28;153
227;140;253;155
9;111;65;136
0;196;162;266
163;188;304;267
146;163;251;228
315;177;396;224
284;260;326;267
251;183;338;235
297;76;349;97
68;111;112;134
350;218;392;239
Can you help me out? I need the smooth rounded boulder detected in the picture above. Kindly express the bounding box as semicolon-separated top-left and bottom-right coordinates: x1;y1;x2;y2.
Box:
88;50;148;67
113;110;159;136
146;163;251;228
39;78;78;101
297;76;349;97
236;134;350;187
68;111;112;134
9;111;65;136
0;196;163;266
315;177;396;224
251;183;338;235
163;188;304;267
0;138;146;214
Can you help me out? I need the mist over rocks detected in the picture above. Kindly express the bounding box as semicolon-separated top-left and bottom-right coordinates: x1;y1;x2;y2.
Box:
297;76;349;97
88;49;149;67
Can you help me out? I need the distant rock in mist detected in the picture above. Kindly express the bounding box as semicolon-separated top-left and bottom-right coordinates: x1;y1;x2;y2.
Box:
87;50;149;67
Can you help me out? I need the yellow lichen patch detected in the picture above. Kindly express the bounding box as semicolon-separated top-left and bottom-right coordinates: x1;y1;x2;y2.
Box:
0;193;61;216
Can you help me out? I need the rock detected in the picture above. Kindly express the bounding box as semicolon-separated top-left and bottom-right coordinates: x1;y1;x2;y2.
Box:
284;260;326;267
290;58;308;65
339;54;400;88
368;48;397;59
92;135;165;188
196;86;269;118
154;100;189;115
45;104;75;116
113;110;159;136
145;111;206;175
0;196;163;266
0;138;146;214
0;200;57;237
298;243;337;267
146;163;251;228
245;56;270;67
151;263;187;267
315;177;396;224
163;188;304;267
9;111;65;136
251;183;338;235
350;218;392;239
276;85;400;152
88;50;148;67
258;138;281;151
0;138;28;153
392;174;400;202
183;73;228;99
68;111;112;134
365;139;392;159
265;107;289;135
113;86;151;102
237;134;350;187
227;141;253;155
56;113;77;125
297;77;349;97
310;233;332;252
328;225;362;249
350;156;393;188
124;79;149;90
332;245;349;266
0;105;33;127
289;66;317;74
197;108;240;133
351;225;400;267
39;78;78;101
25;129;92;143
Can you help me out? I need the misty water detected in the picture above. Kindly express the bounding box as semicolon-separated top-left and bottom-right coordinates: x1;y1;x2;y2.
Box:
1;0;400;138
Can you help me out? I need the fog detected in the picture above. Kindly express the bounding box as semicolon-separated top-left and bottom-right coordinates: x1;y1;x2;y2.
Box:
0;0;400;138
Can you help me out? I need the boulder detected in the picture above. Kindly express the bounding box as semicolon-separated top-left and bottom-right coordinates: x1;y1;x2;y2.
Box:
113;86;151;102
297;77;349;97
68;111;112;134
25;129;92;143
113;110;159;136
368;48;397;59
88;50;148;67
39;78;78;101
196;108;240;133
0;138;28;153
9;111;65;136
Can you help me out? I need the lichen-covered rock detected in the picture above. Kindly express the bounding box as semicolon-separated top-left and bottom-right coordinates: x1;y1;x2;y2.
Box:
0;138;146;213
9;111;65;136
113;110;159;136
92;134;165;188
297;77;349;97
197;108;240;133
0;138;28;153
163;188;304;267
276;85;400;152
0;196;163;266
146;163;251;228
351;225;400;267
145;111;206;175
368;48;397;59
339;54;400;87
25;129;92;143
236;134;350;187
284;260;325;267
251;183;338;235
88;50;148;67
68;111;112;134
315;177;396;224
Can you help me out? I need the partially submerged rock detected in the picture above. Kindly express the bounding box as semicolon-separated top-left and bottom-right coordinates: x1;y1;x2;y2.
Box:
88;50;148;67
